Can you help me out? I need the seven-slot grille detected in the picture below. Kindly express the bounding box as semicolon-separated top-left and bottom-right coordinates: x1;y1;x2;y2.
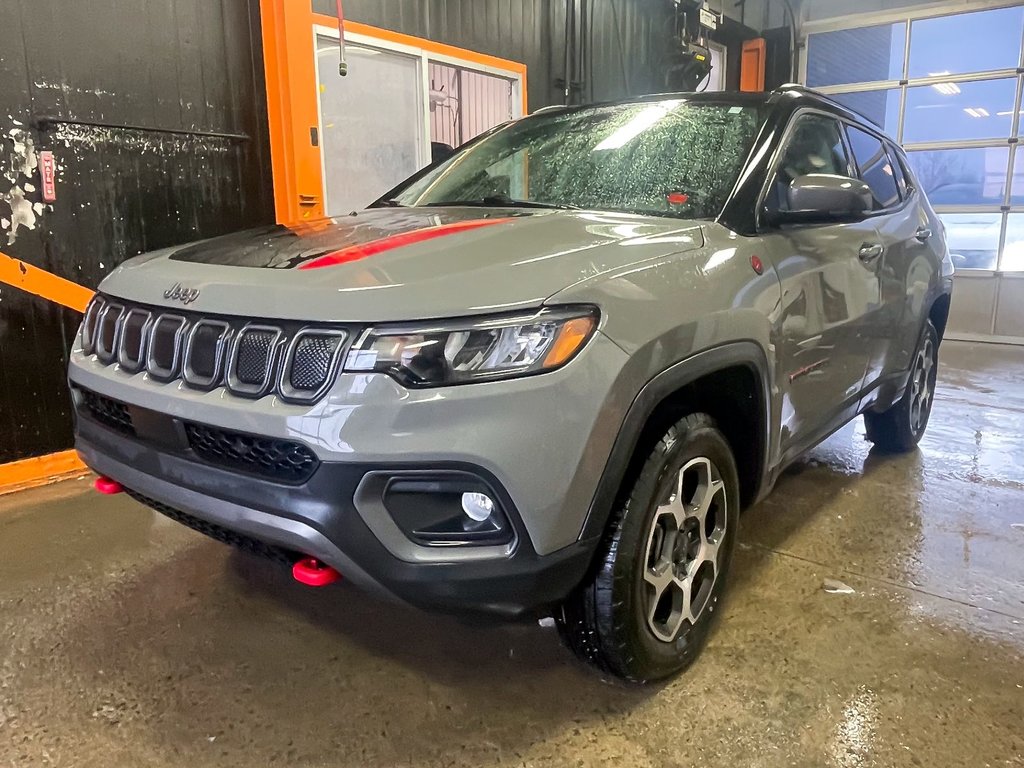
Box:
80;295;350;403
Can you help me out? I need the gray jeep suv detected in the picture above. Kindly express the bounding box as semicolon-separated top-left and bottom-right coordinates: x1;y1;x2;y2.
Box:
68;86;953;682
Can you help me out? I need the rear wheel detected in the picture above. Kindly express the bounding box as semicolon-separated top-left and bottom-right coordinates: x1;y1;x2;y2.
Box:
556;413;740;683
864;320;939;452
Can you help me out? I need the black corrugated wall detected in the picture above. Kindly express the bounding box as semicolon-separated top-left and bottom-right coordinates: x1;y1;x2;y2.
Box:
0;0;274;464
317;0;681;107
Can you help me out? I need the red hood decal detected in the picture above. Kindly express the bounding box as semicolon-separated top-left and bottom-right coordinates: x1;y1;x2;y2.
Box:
296;218;514;270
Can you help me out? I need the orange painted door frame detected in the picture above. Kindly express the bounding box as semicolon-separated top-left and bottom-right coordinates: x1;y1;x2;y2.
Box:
259;0;528;225
740;38;767;92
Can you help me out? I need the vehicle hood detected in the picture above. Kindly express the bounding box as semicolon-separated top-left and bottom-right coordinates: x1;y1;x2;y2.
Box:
99;207;703;322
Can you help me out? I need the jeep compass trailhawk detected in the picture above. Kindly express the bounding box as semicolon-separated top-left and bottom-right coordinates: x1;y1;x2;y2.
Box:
69;86;953;682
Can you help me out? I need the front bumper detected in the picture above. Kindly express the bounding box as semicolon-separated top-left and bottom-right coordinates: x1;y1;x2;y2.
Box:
75;412;598;617
68;330;630;556
67;328;630;616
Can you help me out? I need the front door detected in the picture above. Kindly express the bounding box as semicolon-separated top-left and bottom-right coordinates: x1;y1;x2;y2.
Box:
762;113;883;460
843;125;918;391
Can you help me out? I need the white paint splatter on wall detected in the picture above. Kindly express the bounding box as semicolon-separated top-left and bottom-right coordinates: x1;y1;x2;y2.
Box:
1;122;41;246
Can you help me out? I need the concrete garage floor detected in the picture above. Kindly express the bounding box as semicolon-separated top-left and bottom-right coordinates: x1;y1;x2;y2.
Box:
1;341;1022;768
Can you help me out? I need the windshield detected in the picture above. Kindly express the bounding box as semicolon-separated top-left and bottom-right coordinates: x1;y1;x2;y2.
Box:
389;99;765;219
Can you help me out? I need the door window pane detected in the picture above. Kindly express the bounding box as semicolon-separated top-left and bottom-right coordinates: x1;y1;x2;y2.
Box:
768;115;852;212
830;89;900;136
941;213;1002;270
847;126;900;209
908;6;1024;79
903;78;1017;143
806;23;906;87
1001;214;1024;271
906;147;1011;206
317;39;424;215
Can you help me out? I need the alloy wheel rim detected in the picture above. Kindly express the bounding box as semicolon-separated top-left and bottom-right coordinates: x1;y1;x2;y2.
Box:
641;456;728;643
909;337;936;436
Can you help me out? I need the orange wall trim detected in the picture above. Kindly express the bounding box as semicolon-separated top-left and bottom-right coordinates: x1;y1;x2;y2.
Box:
0;450;88;496
261;0;528;225
0;250;94;313
740;38;767;93
0;255;91;492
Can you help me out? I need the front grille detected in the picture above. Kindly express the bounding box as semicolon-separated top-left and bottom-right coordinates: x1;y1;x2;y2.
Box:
184;422;319;483
184;320;229;388
290;333;344;391
232;327;278;390
118;308;151;371
81;389;135;436
148;314;186;378
95;302;123;363
124;489;298;566
80;295;356;403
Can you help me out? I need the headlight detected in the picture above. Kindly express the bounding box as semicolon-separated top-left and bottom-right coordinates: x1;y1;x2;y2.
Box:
344;306;598;387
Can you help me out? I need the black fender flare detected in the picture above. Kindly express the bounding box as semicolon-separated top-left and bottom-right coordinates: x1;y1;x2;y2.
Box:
577;340;773;542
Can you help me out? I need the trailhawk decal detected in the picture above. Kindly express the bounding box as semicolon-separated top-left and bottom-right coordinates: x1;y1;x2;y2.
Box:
296;218;515;270
166;211;534;270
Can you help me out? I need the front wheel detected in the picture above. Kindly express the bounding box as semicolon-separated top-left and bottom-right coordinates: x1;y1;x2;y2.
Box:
556;413;740;683
864;319;939;453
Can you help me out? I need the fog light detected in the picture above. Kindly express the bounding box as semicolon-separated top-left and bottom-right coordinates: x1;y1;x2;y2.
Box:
461;491;495;522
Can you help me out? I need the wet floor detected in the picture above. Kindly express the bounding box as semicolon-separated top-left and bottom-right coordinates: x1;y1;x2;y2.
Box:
1;340;1022;767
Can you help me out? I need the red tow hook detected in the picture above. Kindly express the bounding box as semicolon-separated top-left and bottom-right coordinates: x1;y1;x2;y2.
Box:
292;557;341;587
94;476;125;495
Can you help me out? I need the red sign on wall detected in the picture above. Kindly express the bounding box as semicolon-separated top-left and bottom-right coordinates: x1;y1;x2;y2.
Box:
39;151;56;202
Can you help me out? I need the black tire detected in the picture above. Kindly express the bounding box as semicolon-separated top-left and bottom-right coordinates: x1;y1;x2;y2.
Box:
556;413;740;683
864;319;939;453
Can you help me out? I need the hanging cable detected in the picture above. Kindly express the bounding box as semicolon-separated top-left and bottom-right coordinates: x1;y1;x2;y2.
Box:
336;0;348;76
779;0;798;82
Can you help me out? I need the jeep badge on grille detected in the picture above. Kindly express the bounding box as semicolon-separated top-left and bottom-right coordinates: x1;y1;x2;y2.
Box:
164;283;200;305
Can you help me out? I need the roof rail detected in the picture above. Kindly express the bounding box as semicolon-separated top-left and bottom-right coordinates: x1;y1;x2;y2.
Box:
774;83;826;97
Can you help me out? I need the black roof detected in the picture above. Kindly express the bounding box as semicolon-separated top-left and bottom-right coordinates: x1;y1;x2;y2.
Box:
532;85;877;133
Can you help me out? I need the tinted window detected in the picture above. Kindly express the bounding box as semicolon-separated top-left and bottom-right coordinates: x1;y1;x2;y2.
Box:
846;126;901;209
393;100;765;220
768;114;852;212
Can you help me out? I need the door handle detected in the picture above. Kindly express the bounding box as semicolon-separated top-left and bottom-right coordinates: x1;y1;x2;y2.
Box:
915;227;932;242
858;243;884;263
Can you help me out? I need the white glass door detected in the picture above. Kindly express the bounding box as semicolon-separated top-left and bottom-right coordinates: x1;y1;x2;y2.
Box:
315;36;426;215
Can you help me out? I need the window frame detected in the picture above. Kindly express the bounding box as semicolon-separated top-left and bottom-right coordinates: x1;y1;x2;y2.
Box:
756;107;915;232
843;122;905;212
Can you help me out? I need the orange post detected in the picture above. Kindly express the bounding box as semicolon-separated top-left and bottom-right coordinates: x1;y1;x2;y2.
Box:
261;0;327;223
740;38;767;92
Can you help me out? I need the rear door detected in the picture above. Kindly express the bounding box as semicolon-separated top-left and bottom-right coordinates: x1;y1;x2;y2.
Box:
761;112;883;460
843;125;922;391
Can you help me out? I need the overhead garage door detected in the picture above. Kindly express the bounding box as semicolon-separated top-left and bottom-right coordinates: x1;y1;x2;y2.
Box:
804;3;1024;343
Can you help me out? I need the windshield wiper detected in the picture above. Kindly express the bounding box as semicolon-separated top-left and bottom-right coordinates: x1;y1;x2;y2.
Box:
371;198;407;208
424;195;580;211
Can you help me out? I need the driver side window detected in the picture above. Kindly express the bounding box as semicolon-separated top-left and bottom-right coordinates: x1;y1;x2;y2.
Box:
769;115;853;213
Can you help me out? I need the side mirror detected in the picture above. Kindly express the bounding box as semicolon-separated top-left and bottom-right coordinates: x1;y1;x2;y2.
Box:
766;174;873;226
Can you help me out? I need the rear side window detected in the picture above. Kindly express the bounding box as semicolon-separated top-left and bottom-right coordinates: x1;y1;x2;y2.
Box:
846;126;901;210
768;114;853;212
